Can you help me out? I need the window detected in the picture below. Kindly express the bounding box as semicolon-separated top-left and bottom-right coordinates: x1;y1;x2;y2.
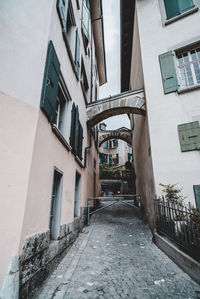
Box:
81;59;89;101
82;0;90;49
70;103;83;160
41;41;71;143
49;169;63;240
57;0;80;77
193;185;200;208
164;0;194;20
74;172;81;217
113;154;119;165
178;121;200;152
66;1;76;53
159;44;200;94
177;47;200;89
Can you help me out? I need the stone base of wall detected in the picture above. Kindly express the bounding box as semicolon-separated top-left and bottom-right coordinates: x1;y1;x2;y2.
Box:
19;207;88;299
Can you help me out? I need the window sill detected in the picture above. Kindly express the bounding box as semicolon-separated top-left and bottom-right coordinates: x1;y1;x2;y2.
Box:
164;6;198;25
62;30;79;81
52;124;72;151
178;84;200;94
75;155;85;168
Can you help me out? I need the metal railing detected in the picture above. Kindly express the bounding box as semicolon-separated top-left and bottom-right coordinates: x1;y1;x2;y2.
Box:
87;194;142;225
154;197;200;261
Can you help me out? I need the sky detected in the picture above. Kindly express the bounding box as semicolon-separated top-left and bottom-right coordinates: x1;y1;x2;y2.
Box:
99;0;130;130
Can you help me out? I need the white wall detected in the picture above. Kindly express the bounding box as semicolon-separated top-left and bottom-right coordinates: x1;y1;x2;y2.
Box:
136;0;200;205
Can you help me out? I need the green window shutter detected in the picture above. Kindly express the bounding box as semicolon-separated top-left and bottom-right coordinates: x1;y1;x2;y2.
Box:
178;121;200;152
70;103;76;148
75;29;80;78
104;141;108;148
82;0;90;40
116;154;119;164
57;0;69;29
114;139;118;147
128;153;132;162
77;122;83;160
178;0;194;14
109;154;112;165
159;51;178;94
164;0;179;19
99;153;103;164
74;105;79;154
41;41;60;123
193;185;200;208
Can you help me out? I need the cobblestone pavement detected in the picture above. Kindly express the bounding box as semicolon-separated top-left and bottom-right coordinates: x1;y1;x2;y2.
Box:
35;203;200;299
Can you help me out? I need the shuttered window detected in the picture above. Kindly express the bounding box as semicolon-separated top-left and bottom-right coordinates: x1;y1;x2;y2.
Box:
41;41;60;123
193;185;200;208
57;0;69;29
82;0;90;40
77;121;83;160
164;0;194;20
75;29;80;78
178;121;200;152
116;154;119;164
159;51;178;94
70;104;83;158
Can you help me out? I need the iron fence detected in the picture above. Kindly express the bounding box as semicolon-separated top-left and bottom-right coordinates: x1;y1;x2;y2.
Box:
154;197;200;261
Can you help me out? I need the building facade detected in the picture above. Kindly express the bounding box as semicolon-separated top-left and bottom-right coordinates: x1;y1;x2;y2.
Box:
0;0;106;297
121;0;200;228
98;123;134;195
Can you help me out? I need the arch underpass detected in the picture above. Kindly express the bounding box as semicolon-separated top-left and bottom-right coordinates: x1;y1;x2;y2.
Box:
86;88;145;127
98;128;132;146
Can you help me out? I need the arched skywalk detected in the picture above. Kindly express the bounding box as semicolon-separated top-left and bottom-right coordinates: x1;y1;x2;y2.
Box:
86;88;145;128
98;128;132;147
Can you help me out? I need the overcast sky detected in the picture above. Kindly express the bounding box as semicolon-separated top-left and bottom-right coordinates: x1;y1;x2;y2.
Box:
99;0;130;130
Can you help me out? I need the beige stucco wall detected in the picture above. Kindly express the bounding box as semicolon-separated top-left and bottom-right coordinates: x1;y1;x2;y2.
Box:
0;92;38;289
0;0;101;290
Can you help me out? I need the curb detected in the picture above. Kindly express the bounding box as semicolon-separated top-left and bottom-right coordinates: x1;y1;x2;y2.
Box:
154;232;200;285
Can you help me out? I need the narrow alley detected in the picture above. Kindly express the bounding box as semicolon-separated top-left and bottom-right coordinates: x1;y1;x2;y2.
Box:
34;204;199;299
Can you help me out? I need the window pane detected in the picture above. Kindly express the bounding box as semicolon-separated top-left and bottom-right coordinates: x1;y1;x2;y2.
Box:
193;62;200;84
196;48;200;59
178;0;194;14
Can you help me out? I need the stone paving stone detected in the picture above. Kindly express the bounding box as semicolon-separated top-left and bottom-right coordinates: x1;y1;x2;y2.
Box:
35;203;200;299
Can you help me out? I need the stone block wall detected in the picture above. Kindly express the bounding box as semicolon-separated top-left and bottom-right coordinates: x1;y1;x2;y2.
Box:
19;207;88;298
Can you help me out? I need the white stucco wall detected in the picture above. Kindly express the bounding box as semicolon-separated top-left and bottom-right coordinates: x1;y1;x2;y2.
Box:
136;0;200;205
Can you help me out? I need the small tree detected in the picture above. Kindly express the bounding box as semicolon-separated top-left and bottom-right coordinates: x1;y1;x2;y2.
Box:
159;183;185;205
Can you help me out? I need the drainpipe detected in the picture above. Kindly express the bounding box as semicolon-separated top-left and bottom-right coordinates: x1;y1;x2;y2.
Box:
84;128;92;168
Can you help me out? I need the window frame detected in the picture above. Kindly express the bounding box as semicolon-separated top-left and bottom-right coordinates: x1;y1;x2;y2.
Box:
159;0;199;26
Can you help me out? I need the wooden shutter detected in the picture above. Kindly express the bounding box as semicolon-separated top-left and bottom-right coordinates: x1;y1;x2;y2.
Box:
74;105;79;154
164;0;179;19
57;0;69;29
178;0;194;14
75;29;80;78
193;185;200;208
41;41;60;123
178;121;200;152
77;122;83;160
116;154;119;164
159;51;178;94
70;103;76;148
